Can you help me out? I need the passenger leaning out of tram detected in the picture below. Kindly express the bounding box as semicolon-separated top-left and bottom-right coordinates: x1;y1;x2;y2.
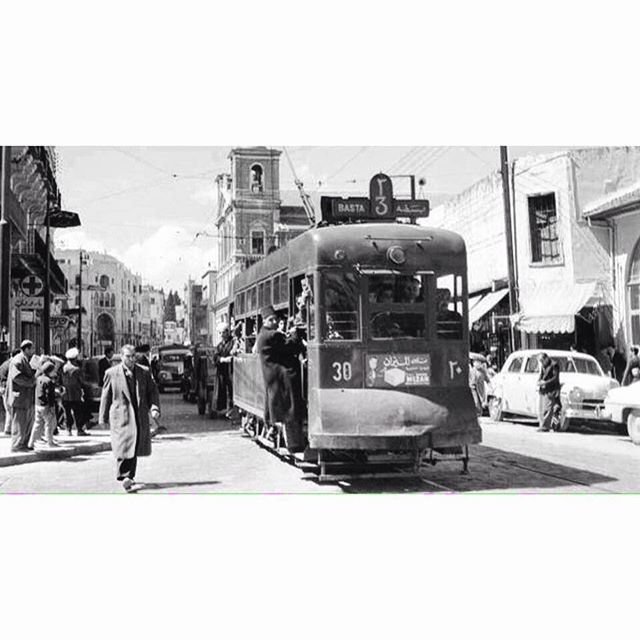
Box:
256;304;307;453
213;325;236;419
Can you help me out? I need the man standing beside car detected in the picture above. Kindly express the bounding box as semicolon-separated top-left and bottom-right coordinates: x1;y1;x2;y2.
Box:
537;352;561;432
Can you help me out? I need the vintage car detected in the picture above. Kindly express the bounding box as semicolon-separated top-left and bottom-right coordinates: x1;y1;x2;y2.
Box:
487;349;620;431
600;382;640;444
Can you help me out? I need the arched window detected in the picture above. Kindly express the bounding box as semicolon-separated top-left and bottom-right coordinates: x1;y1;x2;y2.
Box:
628;240;640;343
250;164;264;194
99;274;110;289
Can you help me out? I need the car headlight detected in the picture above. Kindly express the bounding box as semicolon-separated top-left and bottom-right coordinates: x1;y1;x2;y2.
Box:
568;387;583;403
159;371;169;380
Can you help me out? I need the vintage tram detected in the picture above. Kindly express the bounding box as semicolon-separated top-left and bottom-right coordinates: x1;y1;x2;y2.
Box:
228;187;481;480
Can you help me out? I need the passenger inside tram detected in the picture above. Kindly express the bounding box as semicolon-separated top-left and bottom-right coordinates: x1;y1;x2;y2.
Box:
436;287;463;339
368;273;426;339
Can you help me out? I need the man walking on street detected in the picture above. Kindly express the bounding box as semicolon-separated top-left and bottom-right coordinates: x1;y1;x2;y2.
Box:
6;340;37;452
62;348;89;436
99;344;161;493
537;352;561;432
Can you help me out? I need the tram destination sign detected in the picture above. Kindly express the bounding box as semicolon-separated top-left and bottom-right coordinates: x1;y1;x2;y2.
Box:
320;173;429;225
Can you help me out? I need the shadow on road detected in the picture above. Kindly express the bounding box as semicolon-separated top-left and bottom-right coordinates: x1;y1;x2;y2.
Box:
136;480;221;491
337;444;619;494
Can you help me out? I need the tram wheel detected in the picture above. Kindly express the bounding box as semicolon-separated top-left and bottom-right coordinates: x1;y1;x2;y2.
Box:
627;410;640;445
488;396;504;422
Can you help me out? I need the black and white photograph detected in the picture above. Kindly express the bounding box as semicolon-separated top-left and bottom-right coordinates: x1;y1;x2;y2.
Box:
3;2;639;638
3;145;640;494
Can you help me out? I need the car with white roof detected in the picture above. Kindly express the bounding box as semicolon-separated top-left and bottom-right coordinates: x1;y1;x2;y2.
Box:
600;382;640;444
487;349;620;431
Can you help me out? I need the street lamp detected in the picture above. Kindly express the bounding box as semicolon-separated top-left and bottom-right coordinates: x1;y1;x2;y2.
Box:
44;207;81;353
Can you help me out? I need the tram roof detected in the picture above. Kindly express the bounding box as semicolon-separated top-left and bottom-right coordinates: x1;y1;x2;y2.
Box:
232;223;466;292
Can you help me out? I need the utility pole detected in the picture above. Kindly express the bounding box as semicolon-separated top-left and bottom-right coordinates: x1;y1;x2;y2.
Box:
500;146;518;351
77;250;86;350
43;207;51;353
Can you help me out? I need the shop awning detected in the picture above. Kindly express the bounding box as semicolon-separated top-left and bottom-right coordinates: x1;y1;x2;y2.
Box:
469;288;510;327
515;281;605;334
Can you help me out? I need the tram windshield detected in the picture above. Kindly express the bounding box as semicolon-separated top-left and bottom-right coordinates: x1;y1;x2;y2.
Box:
367;273;427;339
322;271;360;340
436;272;464;340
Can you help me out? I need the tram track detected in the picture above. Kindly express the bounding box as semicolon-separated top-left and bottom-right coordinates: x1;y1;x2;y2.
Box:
415;456;621;493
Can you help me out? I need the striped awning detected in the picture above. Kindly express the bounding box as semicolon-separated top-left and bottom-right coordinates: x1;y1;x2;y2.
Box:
515;281;604;334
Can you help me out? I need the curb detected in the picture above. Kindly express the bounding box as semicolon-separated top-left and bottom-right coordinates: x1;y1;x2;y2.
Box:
0;440;112;468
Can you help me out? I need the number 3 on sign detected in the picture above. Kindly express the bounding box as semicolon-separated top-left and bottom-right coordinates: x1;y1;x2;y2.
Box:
375;178;388;216
332;361;352;382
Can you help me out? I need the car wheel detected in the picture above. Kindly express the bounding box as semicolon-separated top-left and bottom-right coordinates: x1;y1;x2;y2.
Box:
488;396;504;422
627;410;640;445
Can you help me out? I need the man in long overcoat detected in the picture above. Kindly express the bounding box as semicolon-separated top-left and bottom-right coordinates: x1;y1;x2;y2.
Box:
256;305;306;452
99;344;160;492
6;340;36;452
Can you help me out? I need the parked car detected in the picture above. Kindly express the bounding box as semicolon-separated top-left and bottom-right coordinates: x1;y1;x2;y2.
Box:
600;382;640;443
487;349;620;431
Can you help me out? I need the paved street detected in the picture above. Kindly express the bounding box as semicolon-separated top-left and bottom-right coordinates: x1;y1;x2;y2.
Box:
1;391;640;494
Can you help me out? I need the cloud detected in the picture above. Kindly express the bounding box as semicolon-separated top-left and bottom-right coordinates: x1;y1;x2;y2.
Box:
54;225;217;292
120;225;217;291
54;229;108;253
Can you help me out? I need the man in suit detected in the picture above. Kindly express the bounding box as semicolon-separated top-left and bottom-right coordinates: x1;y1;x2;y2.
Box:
99;344;161;492
6;340;37;452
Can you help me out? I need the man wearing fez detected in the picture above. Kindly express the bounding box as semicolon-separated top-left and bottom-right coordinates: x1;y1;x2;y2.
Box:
99;344;161;493
256;305;306;453
135;344;151;369
6;340;36;452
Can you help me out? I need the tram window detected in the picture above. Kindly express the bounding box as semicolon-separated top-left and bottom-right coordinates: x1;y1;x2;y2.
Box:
264;279;272;307
367;273;426;339
436;273;463;340
322;271;360;341
273;275;280;305
249;287;257;311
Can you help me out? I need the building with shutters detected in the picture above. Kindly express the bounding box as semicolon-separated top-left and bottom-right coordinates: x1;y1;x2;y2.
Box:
425;147;640;360
0;146;67;357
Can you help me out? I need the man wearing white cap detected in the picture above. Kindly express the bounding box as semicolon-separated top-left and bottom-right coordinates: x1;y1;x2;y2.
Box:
62;347;88;436
6;340;36;452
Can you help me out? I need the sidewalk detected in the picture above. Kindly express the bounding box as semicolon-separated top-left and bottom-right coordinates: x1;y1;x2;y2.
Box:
0;427;112;468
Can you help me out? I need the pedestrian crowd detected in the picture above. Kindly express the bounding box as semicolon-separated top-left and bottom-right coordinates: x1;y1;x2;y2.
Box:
0;341;99;453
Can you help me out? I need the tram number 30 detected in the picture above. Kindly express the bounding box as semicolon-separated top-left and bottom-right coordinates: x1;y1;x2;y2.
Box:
332;361;353;382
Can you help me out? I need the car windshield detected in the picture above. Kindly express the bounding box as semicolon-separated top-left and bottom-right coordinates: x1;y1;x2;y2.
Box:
538;356;603;376
160;353;186;363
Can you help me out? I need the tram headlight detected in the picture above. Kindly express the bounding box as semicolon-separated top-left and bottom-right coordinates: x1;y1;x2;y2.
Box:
334;249;347;262
387;245;406;265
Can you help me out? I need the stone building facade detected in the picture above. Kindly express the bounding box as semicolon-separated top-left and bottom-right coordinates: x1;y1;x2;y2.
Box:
55;249;144;355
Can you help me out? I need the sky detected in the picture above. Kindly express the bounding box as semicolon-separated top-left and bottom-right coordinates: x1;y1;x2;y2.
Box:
53;146;570;292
